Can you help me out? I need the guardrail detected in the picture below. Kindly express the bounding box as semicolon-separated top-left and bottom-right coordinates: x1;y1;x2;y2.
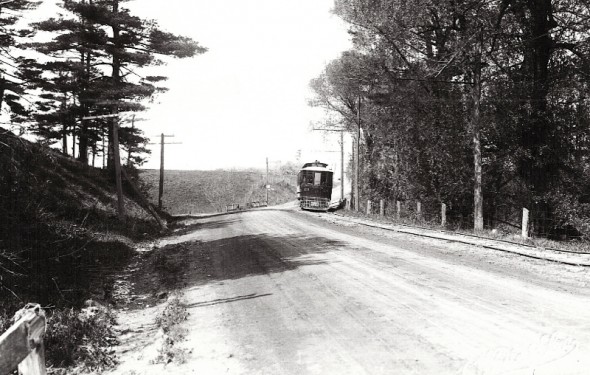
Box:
246;201;267;209
226;203;241;212
226;201;268;212
0;304;46;375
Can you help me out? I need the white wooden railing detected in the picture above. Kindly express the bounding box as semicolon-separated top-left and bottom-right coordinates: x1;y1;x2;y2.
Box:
0;304;46;375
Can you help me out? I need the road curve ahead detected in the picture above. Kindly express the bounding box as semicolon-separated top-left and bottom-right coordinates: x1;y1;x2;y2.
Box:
131;208;590;374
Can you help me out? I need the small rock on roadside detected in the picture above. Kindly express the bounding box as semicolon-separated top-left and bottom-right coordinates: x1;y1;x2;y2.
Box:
157;291;168;300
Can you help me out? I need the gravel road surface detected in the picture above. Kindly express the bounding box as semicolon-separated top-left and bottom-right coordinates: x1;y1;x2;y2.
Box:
111;208;590;375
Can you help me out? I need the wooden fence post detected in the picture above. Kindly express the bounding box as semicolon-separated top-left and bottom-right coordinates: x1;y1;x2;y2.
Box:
0;304;46;375
441;203;447;227
367;200;372;215
522;208;529;238
416;201;422;221
379;200;384;216
396;201;401;220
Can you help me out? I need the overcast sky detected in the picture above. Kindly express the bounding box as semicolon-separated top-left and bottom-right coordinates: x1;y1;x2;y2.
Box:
116;0;352;170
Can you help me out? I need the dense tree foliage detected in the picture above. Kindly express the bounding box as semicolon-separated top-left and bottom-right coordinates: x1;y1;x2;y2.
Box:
10;0;206;168
311;0;590;237
0;0;39;120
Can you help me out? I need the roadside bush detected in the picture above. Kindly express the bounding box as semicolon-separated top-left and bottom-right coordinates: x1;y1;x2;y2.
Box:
152;296;189;365
155;297;188;332
0;304;17;336
44;305;118;372
551;191;590;240
0;127;158;373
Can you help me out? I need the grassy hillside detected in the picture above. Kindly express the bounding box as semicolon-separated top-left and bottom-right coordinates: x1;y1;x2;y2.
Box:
0;130;161;372
140;169;297;215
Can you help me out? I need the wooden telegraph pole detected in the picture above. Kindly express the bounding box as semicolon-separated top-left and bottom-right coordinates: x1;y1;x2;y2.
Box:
159;133;165;210
266;157;269;206
127;114;135;167
312;127;346;204
340;130;344;203
355;96;361;212
112;112;125;222
150;134;181;210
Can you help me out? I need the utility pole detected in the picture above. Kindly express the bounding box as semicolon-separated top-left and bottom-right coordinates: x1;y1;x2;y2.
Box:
355;96;361;212
340;130;344;202
312;127;346;204
149;134;182;210
159;133;165;210
112;111;125;222
266;157;269;206
127;114;135;167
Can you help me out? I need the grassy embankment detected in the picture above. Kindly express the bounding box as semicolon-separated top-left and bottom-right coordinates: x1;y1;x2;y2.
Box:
0;130;162;373
0;131;297;372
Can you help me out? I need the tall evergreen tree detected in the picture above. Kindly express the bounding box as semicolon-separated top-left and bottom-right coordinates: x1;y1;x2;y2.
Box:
0;0;39;120
29;0;206;166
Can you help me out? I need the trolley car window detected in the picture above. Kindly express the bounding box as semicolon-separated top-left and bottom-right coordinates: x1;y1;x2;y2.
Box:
314;172;321;186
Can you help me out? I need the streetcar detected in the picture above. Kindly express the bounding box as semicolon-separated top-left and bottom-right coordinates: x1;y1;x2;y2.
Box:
297;160;333;211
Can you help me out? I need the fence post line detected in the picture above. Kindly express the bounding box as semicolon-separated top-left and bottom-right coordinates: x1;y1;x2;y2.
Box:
379;200;384;216
367;200;372;215
396;201;401;220
441;203;447;227
522;208;529;238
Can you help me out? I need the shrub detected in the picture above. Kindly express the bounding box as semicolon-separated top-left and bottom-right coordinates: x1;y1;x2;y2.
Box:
152;296;189;365
44;306;118;372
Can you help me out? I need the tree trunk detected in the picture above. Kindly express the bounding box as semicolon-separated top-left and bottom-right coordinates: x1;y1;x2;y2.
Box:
62;125;68;154
472;32;484;232
107;122;114;170
518;1;557;235
78;50;92;164
71;124;76;158
92;142;96;167
0;77;5;113
107;0;121;171
78;120;89;164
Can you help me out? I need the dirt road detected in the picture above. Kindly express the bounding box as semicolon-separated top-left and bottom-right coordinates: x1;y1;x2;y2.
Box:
111;208;590;374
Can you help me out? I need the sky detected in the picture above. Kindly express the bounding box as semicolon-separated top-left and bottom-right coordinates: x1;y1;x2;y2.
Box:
116;0;354;171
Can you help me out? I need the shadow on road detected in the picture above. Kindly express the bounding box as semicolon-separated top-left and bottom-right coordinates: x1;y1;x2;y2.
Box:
171;217;243;235
169;208;305;234
128;233;347;309
185;293;273;308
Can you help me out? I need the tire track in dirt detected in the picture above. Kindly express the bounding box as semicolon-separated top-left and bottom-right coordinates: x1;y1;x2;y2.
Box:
242;210;590;373
115;209;590;374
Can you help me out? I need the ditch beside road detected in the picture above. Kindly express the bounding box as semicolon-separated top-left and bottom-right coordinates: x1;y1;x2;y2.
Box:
107;206;590;375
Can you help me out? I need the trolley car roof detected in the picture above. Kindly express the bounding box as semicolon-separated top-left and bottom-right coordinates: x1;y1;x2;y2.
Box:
300;166;333;173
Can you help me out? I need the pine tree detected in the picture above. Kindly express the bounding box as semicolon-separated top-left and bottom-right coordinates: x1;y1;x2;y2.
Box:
0;0;39;122
28;0;206;167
